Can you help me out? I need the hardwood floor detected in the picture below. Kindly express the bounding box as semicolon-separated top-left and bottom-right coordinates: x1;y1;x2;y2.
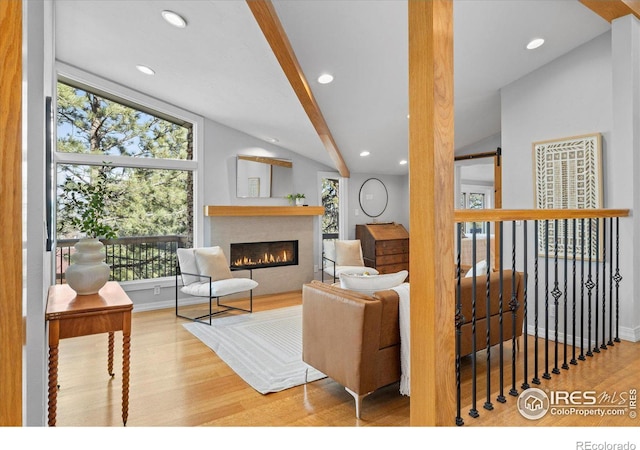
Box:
458;334;640;427
54;290;409;427
53;289;639;432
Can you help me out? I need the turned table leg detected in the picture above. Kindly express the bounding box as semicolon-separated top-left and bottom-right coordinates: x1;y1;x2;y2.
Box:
108;331;115;377
122;312;131;426
47;320;60;427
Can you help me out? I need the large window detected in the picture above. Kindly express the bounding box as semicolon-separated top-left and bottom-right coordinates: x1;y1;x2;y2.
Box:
321;177;339;239
55;79;197;282
460;188;492;235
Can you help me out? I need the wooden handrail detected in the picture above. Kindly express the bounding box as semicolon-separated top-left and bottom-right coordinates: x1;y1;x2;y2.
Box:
454;208;630;223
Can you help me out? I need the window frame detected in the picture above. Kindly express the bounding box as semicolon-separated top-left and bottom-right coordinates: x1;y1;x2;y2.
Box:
53;62;204;287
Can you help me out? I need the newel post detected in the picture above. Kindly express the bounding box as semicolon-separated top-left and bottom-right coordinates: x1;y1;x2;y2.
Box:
408;0;456;426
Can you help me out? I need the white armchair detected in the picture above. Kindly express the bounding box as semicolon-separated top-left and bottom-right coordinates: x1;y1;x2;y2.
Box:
322;239;378;283
176;246;258;325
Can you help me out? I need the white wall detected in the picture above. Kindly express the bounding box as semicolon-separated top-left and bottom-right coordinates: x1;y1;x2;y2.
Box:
201;120;334;213
200;120;411;262
502;32;613;209
456;132;501;157
611;15;640;339
344;173;409;238
502;28;639;341
200;120;334;273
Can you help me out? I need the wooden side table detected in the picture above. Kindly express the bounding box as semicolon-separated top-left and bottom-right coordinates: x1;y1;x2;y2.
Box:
46;281;133;426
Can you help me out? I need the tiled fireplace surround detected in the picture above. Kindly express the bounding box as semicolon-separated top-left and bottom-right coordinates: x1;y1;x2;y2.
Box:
208;215;315;297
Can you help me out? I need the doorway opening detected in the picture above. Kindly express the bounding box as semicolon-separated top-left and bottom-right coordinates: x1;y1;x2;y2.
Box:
454;148;502;269
318;173;345;279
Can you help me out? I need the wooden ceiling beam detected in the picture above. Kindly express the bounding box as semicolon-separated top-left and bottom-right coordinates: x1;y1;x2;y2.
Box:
580;0;640;22
246;0;350;178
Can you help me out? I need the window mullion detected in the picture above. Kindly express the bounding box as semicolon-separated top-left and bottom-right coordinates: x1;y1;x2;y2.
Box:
54;151;197;171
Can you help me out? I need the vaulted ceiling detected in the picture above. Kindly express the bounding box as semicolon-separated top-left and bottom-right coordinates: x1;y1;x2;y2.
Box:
55;0;634;177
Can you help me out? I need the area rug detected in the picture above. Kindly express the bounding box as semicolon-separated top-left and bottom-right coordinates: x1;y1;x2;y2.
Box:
183;305;326;394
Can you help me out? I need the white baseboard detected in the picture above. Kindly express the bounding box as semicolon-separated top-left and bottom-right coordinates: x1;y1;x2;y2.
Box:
132;296;208;313
525;324;639;344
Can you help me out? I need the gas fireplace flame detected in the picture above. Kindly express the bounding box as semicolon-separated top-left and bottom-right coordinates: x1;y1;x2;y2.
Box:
232;250;291;268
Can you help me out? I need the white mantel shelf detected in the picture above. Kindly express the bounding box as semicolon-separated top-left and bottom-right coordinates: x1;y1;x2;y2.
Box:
204;205;325;217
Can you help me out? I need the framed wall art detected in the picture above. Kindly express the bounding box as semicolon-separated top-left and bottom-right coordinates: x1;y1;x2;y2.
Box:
533;133;603;260
248;177;260;198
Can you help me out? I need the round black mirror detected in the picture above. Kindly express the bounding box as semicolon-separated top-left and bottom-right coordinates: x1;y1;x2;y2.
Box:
359;178;388;218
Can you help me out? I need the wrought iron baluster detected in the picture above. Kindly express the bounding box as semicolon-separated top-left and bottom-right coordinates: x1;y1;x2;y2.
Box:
579;218;586;361
484;222;493;411
593;219;600;354
570;219;578;365
543;220;551;379
455;223;464;426
586;219;594;357
600;218;607;350
497;222;507;402
532;220;541;385
608;217;614;347
552;219;561;375
469;230;479;418
509;220;519;397
614;218;622;343
521;220;530;390
562;218;569;370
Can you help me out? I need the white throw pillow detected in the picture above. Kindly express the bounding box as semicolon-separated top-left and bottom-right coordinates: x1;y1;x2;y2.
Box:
195;247;233;281
340;270;408;295
465;259;488;278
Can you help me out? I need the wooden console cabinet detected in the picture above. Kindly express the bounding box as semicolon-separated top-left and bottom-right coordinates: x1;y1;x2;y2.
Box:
356;223;409;274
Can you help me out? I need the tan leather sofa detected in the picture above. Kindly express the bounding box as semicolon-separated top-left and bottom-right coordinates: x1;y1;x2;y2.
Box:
301;271;524;418
302;280;401;419
458;270;524;356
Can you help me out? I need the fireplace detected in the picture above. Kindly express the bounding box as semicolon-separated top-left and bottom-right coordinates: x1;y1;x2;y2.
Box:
230;240;298;270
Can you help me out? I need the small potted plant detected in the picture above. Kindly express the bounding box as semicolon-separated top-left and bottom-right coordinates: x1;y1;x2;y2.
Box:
64;167;119;295
286;193;306;206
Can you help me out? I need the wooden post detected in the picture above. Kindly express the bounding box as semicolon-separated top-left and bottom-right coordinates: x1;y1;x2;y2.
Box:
408;0;456;426
0;0;23;426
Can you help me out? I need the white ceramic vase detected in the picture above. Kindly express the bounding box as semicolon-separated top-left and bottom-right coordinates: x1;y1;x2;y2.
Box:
295;198;304;206
65;238;110;295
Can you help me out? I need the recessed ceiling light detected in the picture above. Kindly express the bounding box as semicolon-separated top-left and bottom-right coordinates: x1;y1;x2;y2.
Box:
526;38;545;50
161;10;187;28
267;137;279;143
317;73;334;84
360;151;370;157
399;160;408;165
136;65;155;75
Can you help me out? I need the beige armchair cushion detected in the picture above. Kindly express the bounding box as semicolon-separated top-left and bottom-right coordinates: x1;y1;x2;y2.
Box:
181;278;258;297
335;240;364;266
